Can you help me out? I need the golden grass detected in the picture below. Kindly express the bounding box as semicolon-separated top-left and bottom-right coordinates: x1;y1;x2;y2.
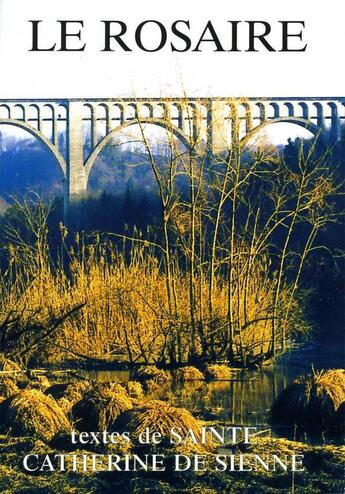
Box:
136;366;172;383
72;382;132;431
205;364;233;381
63;380;90;401
312;369;345;410
114;399;214;453
3;389;71;441
125;381;144;398
271;369;345;432
0;356;21;372
35;375;51;391
47;380;91;414
143;379;160;395
27;375;51;392
91;381;129;399
173;366;205;382
0;378;19;398
0;232;300;366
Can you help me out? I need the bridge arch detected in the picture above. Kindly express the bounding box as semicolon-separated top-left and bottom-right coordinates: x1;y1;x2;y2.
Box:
298;102;309;120
111;103;124;124
84;118;192;180
268;102;280;118
12;104;26;121
155;102;167;119
0;104;11;119
284;102;294;117
254;102;266;123
139;103;154;119
0;119;67;177
98;103;109;121
126;103;138;120
240;117;320;146
312;102;325;127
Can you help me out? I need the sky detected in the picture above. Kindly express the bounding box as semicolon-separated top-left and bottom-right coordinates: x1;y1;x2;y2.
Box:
0;0;344;99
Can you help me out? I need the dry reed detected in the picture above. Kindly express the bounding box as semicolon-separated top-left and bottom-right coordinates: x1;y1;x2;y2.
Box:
173;366;205;382
136;366;172;383
114;400;214;453
205;364;233;381
271;369;345;432
125;381;144;398
0;231;299;366
0;378;19;398
72;382;132;431
3;389;71;441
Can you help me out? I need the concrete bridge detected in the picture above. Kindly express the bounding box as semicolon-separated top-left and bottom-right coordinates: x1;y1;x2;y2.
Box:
0;96;344;211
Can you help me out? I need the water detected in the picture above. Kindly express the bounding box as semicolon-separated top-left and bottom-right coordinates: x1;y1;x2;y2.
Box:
86;342;344;438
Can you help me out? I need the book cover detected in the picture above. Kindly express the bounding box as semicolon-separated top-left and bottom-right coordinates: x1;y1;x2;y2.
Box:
0;1;344;493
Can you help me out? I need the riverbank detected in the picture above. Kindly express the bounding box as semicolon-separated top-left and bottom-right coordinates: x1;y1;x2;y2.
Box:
0;434;343;494
0;362;345;494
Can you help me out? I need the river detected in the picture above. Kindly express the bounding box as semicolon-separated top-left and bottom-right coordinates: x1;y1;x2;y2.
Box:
85;341;344;443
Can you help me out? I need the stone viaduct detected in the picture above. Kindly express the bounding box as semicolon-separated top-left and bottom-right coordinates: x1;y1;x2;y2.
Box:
0;97;344;213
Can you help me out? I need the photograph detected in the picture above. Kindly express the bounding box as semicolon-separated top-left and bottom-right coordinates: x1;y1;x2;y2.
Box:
0;1;344;493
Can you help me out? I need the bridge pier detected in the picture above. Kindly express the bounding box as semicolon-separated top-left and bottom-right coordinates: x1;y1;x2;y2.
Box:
64;102;88;225
207;100;228;155
67;102;88;198
330;104;340;143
